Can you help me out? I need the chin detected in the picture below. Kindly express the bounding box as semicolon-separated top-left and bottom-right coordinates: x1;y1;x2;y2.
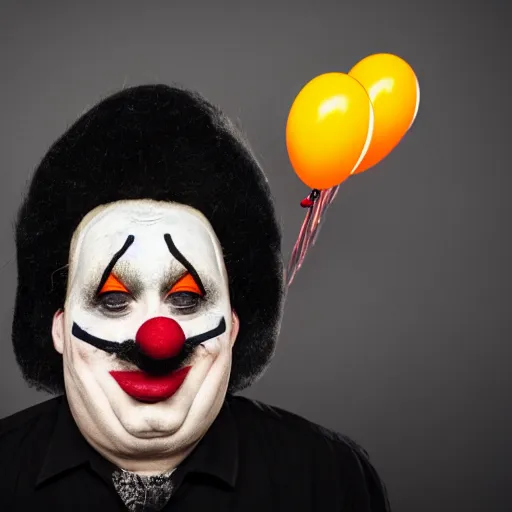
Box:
112;390;191;439
104;346;219;441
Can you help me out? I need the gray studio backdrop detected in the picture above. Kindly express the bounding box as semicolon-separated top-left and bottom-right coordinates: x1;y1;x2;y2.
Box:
1;1;511;511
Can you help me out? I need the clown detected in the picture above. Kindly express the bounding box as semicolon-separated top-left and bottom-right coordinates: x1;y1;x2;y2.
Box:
0;85;390;511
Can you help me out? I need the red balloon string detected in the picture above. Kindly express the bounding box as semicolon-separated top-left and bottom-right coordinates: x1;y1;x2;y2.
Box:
286;184;340;288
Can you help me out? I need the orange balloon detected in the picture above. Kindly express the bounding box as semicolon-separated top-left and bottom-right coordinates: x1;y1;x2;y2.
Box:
286;72;373;190
349;53;420;174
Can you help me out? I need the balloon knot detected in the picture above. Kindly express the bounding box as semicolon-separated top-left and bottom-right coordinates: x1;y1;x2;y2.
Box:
300;189;320;208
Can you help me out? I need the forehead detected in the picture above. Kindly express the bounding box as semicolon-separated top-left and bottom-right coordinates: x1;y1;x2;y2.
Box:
71;200;223;273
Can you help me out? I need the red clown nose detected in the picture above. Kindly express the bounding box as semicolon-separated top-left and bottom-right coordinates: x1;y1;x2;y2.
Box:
135;317;186;360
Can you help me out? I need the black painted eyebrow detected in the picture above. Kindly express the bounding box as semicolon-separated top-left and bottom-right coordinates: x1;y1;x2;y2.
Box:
163;233;206;296
95;235;135;295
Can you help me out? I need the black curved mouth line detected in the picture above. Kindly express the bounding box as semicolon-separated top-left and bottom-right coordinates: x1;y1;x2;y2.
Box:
71;317;227;375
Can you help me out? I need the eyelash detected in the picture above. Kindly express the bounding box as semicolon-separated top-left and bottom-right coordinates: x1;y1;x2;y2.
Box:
96;291;203;316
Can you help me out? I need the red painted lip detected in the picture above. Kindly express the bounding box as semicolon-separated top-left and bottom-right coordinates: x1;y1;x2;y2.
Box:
109;366;192;403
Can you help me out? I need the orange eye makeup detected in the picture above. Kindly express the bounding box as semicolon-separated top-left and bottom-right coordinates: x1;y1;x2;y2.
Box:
166;272;203;297
98;273;130;295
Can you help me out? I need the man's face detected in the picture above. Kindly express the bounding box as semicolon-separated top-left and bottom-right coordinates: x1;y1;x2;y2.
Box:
52;200;238;458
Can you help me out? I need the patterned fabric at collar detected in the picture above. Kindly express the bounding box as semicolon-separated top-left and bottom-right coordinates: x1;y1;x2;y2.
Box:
112;468;176;511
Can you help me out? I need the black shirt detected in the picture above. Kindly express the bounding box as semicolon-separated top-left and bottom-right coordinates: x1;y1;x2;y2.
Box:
0;394;391;511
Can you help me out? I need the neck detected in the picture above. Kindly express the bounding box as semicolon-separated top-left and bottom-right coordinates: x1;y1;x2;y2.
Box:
83;430;200;476
66;398;202;477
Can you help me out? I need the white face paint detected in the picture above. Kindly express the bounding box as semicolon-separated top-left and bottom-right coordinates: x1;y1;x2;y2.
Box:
52;200;238;470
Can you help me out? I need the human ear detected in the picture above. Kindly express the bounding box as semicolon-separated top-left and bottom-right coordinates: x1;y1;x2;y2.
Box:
51;309;65;355
230;310;240;347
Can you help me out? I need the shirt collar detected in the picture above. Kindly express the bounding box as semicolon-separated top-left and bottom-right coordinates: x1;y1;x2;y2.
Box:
36;395;93;486
177;395;239;488
36;394;239;489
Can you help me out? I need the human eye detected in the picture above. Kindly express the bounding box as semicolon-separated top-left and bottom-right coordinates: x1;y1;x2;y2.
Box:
166;291;202;313
97;292;132;315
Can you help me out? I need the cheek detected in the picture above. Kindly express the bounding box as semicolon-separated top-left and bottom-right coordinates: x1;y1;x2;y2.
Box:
63;331;98;371
63;333;120;400
187;302;232;339
63;311;111;370
196;309;233;356
67;294;143;345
